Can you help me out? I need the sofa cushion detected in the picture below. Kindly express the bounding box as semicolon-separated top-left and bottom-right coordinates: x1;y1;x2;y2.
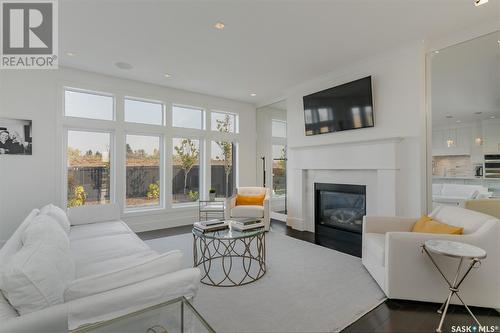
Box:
64;250;183;301
40;204;70;234
0;209;39;268
68;204;120;226
75;250;158;278
0;215;75;315
237;187;267;197
411;215;463;235
231;205;264;218
363;233;385;267
430;205;491;234
69;220;132;241
71;233;151;269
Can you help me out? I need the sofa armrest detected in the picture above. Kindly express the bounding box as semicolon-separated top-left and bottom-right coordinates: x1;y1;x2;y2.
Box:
363;216;417;234
0;268;200;333
68;268;200;330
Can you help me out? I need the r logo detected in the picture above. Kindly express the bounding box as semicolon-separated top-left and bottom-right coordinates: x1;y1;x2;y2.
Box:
2;2;53;54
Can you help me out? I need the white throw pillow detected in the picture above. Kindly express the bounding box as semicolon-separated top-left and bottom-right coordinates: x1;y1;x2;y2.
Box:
64;250;183;301
40;204;71;234
0;209;39;268
0;215;75;315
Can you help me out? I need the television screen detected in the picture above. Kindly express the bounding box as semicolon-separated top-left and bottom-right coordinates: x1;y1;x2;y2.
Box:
303;76;374;136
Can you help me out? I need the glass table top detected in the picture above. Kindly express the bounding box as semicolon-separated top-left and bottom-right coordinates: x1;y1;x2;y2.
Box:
192;223;265;239
424;240;487;259
69;297;215;333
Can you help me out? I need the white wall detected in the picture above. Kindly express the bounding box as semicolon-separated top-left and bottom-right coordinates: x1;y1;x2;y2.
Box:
284;41;427;230
0;67;257;243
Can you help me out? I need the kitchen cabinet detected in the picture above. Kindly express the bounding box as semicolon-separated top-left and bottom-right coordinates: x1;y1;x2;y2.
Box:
432;126;472;156
482;120;500;153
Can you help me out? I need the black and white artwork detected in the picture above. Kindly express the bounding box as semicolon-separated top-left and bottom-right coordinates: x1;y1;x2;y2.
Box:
0;118;32;155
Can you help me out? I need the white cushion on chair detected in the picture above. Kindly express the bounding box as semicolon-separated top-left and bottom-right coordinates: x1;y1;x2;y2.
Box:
231;205;264;218
0;209;39;268
237;187;267;197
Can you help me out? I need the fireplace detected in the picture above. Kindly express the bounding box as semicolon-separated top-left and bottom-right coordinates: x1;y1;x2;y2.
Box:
314;183;366;257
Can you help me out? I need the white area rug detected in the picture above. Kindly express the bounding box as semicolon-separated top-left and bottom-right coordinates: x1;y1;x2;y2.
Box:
146;230;386;333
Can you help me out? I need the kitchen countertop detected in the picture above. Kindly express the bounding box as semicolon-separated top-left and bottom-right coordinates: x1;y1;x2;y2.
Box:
432;176;500;181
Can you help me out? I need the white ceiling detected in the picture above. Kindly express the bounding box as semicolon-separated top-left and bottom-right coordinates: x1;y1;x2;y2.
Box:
60;0;499;104
432;31;500;126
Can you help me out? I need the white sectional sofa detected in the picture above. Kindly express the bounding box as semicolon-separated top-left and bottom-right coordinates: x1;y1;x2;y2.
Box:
0;204;199;333
362;205;500;309
432;183;491;208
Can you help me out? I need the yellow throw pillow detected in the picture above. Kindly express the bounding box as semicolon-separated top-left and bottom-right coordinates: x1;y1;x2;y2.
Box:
236;194;265;206
411;215;463;235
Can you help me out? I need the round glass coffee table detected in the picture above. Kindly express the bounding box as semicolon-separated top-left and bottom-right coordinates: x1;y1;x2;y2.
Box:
192;226;266;287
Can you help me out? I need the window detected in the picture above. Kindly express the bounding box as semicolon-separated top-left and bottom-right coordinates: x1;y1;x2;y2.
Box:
211;141;235;198
124;99;163;125
67;130;111;207
172;105;203;129
272;119;286;138
272;145;286;196
211;111;237;133
65;90;114;120
126;135;161;208
172;138;200;203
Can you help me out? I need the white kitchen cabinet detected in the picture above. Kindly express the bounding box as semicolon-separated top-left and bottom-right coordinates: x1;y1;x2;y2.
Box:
482;120;500;154
432;126;472;156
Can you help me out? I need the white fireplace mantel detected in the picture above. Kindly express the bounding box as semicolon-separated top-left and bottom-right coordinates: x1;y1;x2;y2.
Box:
286;137;408;232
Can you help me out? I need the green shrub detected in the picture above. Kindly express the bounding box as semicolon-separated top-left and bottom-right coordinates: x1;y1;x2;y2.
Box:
147;182;160;200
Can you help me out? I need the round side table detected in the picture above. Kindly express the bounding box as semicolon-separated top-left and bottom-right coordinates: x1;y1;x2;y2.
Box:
421;240;487;333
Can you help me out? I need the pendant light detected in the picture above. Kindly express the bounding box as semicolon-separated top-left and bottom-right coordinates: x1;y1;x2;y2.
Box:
446;115;455;148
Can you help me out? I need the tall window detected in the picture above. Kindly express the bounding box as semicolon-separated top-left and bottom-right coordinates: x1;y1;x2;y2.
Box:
272;119;286;138
124;98;163;125
65;90;114;120
172;138;200;203
126;135;161;208
172;105;204;129
272;145;286;196
211;111;237;133
211;141;236;198
67;130;111;207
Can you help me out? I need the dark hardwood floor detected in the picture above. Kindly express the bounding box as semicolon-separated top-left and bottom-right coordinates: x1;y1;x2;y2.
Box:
138;220;500;333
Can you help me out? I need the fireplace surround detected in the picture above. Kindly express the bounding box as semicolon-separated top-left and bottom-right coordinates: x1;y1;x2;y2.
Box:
314;183;366;257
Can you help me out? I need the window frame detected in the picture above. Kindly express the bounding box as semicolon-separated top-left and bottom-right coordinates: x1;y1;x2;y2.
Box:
171;136;204;207
64;87;116;122
124;132;164;212
124;96;165;126
64;127;116;208
210;110;239;134
58;84;241;217
171;104;205;130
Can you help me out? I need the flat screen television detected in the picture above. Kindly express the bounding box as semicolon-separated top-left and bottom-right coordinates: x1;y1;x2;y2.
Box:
303;76;374;136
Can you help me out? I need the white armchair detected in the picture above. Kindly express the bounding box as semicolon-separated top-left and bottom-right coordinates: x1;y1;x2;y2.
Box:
362;206;500;309
227;187;271;231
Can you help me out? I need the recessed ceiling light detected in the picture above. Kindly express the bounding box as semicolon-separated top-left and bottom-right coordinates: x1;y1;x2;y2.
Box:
434;50;440;54
164;73;172;78
115;62;133;70
66;51;76;57
214;22;225;30
456;120;461;123
474;0;488;6
490;116;496;119
250;93;257;97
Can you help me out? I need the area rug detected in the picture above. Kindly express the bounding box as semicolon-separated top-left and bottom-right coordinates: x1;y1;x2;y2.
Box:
146;230;386;333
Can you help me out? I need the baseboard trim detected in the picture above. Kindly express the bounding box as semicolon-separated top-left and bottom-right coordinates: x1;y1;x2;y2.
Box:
286;216;305;231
